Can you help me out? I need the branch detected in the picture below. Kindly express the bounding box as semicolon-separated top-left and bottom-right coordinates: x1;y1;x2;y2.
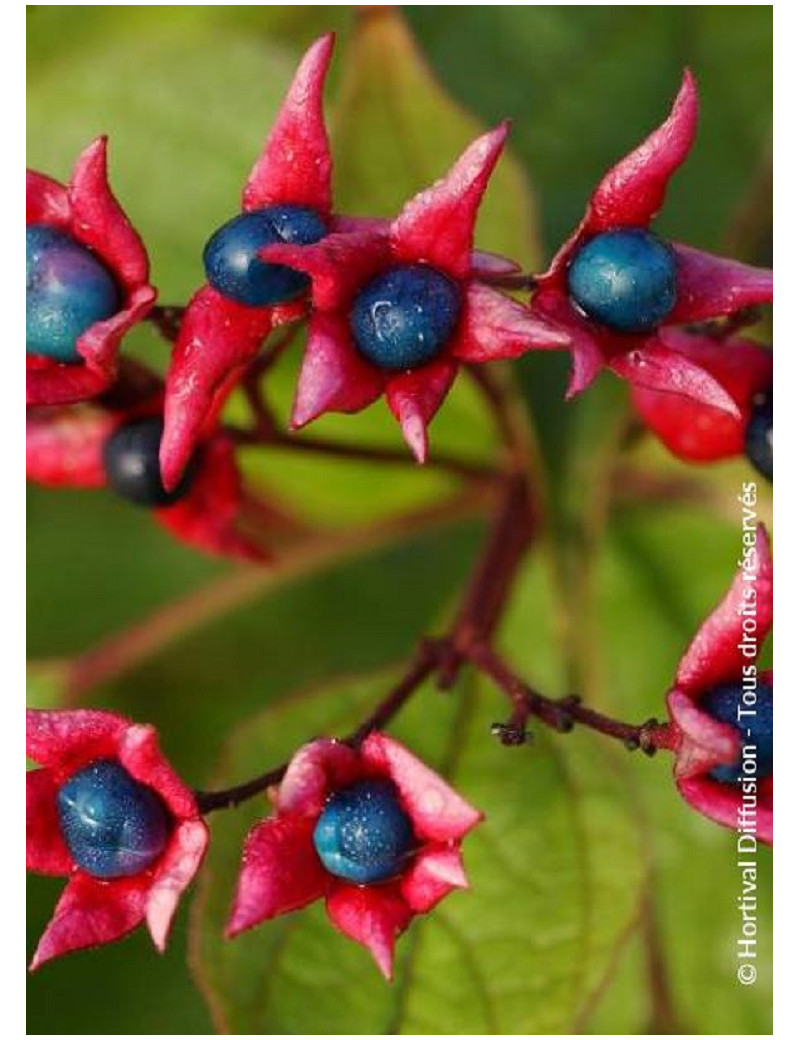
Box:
195;640;442;813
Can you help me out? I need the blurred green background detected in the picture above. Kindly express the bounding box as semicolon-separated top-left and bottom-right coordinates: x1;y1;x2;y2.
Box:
27;6;772;1034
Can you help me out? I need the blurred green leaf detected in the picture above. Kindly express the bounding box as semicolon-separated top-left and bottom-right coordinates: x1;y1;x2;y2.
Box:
406;6;771;253
26;661;70;711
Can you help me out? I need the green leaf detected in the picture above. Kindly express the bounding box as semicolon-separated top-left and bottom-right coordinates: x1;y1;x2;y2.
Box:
26;661;70;711
190;553;647;1033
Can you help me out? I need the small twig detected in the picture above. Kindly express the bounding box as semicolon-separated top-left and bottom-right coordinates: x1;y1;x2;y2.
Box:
228;425;498;482
196;640;442;813
463;642;673;754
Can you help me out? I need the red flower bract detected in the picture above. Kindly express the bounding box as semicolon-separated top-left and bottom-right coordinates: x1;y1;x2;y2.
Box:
663;525;772;844
227;733;483;979
26;138;157;407
159;33;338;491
258;125;570;461
26;363;273;562
631;329;772;462
27;708;209;968
531;71;773;409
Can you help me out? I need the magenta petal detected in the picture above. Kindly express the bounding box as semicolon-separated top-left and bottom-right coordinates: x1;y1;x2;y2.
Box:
227;817;328;936
325;882;412;980
26;407;113;489
451;283;570;363
68;137;151;292
276;738;362;818
671;244;774;322
261;230;389;312
609;340;740;416
666;690;740;779
27;770;73;877
161;286;278;491
391;124;509;280
30;873;148;970
385;359;458;463
27;169;70;228
146;820;209;950
26;359;113;408
75;283;157;376
291;313;385;428
400;847;468;914
243;33;335;214
587;70;698;231
26;709;128;774
117;724;199;821
156;435;271;563
677;776;772;845
676;525;772;695
361;733;483;843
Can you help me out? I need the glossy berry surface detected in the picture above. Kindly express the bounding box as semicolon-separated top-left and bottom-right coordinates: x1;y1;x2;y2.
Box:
313;778;416;885
745;390;773;482
56;759;169;878
700;681;773;784
203;205;327;307
103;417;195;508
350;265;461;371
567;228;677;333
26;224;120;363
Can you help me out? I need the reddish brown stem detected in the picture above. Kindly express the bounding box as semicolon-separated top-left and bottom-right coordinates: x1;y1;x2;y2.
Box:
196;640;442;813
463;642;673;753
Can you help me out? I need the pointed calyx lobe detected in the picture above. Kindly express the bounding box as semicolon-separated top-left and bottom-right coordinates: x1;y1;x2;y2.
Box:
665;526;773;844
26;137;156;407
160;34;337;490
26;709;209;968
631;330;772;462
532;70;772;405
227;733;482;979
261;123;567;461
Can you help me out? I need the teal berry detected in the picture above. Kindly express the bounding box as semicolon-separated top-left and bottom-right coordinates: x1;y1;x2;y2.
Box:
349;264;461;371
203;205;327;307
700;681;773;784
313;778;416;885
745;390;772;482
103;417;195;508
567;228;678;333
56;759;170;879
26;224;120;363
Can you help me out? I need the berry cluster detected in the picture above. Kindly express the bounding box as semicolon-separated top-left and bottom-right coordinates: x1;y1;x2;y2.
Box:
26;31;773;979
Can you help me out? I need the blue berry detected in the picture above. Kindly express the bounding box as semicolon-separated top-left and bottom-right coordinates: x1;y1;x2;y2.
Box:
567;229;678;333
103;417;195;508
57;760;169;878
26;224;120;363
745;390;772;482
203;205;327;307
700;681;773;784
350;265;461;371
313;778;416;885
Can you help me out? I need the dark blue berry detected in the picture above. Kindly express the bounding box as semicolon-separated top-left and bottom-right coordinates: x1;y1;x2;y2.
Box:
349;265;461;371
700;681;773;784
203;205;327;307
103;417;195;508
745;390;772;482
26;224;120;363
567;228;678;333
312;778;416;885
57;759;169;878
